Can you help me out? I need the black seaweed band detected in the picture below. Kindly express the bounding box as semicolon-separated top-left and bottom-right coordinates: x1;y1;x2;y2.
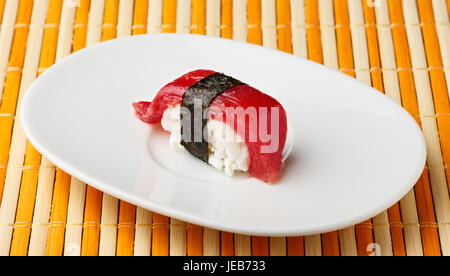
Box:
180;72;244;162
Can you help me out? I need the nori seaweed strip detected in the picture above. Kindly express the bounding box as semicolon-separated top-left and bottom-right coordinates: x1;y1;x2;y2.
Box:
180;72;244;162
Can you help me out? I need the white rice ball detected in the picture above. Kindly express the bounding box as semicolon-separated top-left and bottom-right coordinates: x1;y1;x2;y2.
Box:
160;105;249;176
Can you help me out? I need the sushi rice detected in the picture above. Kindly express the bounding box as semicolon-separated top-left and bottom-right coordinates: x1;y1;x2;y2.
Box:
161;105;250;176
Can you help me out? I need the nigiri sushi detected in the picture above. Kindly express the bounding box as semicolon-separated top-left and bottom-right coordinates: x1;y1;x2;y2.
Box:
133;70;287;183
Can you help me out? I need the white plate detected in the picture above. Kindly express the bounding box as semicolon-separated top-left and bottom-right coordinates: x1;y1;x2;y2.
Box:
21;34;426;236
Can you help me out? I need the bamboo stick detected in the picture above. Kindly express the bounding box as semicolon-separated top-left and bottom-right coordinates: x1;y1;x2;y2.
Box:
191;0;205;34
134;206;152;256
0;0;35;205
44;169;71;255
63;177;86;256
87;13;126;255
162;0;176;33
290;0;307;58
206;0;220;36
247;3;267;255
247;0;261;45
202;0;221;257
347;0;370;83
55;0;77;61
203;227;220;256
233;0;246;41
97;0;119;257
374;0;401;101
287;235;304;256
117;0;133;37
116;201;136;256
10;138;41;254
101;0;118;40
304;0;339;256
187;223;203;256
303;0;322;255
234;233;251;256
132;0;147;35
285;0;306;256
318;0;353;256
147;0;162;34
304;0;325;256
361;0;385;93
246;1;271;253
0;0;31;202
0;0;19;105
406;0;450;256
80;0;105;256
431;0;450;203
32;0;77;256
304;234;322;256
221;0;232;38
81;186;102;256
269;237;286;256
332;0;364;256
415;168;442;255
176;0;191;33
0;0;39;256
387;204;407;256
251;236;269;256
17;155;54;256
146;0;175;257
132;1;152;257
0;0;5;25
169;218;186;255
72;0;89;52
261;0;276;49
152;213;169;256
62;0;90;256
85;0;104;46
431;0;450;103
321;231;340;256
318;0;338;68
374;0;423;256
266;0;294;256
346;0;388;256
230;0;250;256
333;0;354;75
168;0;190;257
149;4;172;255
447;0;450;19
115;0;136;257
221;231;234;255
169;218;186;256
276;0;292;53
218;0;234;256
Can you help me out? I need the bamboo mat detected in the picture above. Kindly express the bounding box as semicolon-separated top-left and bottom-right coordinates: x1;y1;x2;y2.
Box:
0;0;449;256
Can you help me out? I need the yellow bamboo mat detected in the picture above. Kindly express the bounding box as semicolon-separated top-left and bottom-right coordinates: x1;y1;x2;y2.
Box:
0;0;449;256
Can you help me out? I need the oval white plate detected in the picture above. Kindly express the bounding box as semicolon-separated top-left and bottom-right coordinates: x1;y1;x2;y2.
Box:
21;34;426;236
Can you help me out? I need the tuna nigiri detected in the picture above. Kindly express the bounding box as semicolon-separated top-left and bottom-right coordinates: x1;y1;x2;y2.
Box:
133;70;288;183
